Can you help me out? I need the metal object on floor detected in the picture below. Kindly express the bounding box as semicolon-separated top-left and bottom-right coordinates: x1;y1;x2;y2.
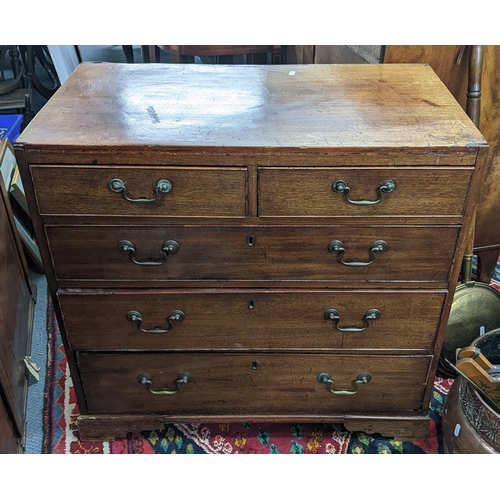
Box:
442;328;500;453
439;277;500;377
443;376;500;454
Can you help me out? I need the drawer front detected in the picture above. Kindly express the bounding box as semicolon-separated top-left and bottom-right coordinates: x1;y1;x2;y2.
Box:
78;353;431;415
47;225;459;283
259;167;472;217
59;289;445;351
31;166;247;217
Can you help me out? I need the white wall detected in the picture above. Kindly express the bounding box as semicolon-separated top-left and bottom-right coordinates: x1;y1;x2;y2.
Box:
47;46;80;85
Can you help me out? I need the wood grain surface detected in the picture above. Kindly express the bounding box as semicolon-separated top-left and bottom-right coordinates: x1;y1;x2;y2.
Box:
382;45;500;282
31;165;247;217
14;62;485;439
472;46;500;278
46;225;460;283
259;166;472;217
77;413;431;442
16;63;485;151
58;288;445;351
0;397;19;453
0;167;33;438
383;45;469;109
77;352;431;415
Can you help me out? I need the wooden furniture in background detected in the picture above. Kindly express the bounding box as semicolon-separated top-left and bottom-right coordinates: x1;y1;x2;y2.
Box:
0;140;36;453
0;139;43;271
0;46;33;126
383;46;471;109
287;46;471;105
122;45;134;64
15;62;486;441
286;45;383;65
469;47;500;280
141;45;284;64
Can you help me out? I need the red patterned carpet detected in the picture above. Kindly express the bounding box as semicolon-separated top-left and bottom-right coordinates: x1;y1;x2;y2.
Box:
490;269;500;293
42;301;453;454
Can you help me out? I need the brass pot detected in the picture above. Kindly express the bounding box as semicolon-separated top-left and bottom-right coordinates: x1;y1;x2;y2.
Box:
442;376;500;454
439;281;500;378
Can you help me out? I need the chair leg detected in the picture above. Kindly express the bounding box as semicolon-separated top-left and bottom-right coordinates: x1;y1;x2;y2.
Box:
218;55;234;64
172;53;194;63
24;94;33;125
122;45;134;63
251;53;268;65
146;46;157;63
271;52;283;64
163;47;194;63
141;45;157;63
23;81;33;126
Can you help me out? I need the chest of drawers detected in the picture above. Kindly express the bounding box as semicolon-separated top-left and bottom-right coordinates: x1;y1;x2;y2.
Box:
15;62;487;441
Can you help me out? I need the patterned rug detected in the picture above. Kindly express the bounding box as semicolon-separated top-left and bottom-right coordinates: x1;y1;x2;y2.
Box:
489;254;500;292
42;301;453;454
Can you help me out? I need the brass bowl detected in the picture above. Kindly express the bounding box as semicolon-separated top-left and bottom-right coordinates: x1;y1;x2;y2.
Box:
439;282;500;378
443;377;500;454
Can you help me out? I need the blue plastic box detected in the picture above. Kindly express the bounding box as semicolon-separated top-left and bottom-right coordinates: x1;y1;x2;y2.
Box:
0;114;24;144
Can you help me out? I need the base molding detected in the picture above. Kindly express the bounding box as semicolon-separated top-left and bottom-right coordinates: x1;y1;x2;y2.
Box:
77;413;431;443
343;415;431;441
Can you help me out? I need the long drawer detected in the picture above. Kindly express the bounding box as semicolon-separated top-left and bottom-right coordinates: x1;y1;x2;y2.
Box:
47;225;459;283
77;353;432;415
59;289;445;351
258;167;472;217
31;166;248;217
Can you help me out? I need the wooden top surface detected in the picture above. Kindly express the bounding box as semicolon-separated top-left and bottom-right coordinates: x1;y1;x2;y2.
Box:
17;62;486;151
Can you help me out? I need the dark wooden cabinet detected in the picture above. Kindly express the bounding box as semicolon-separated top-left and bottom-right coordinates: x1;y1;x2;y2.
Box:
15;63;486;441
0;140;36;453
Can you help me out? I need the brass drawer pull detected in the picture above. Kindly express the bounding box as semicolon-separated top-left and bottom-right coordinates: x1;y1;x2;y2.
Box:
328;239;387;267
324;308;380;332
109;178;172;203
332;179;396;206
137;372;192;395
126;309;185;334
317;372;372;395
118;239;179;266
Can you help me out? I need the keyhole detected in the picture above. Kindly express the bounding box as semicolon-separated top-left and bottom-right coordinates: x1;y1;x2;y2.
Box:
252;362;258;370
248;300;254;309
247;235;255;247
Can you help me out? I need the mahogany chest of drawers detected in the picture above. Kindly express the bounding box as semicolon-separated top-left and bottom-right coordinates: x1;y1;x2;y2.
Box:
15;62;487;441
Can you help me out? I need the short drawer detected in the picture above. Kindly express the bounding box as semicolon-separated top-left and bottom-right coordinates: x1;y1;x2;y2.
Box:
258;167;472;217
31;166;247;217
77;352;432;415
47;225;459;283
58;289;445;351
